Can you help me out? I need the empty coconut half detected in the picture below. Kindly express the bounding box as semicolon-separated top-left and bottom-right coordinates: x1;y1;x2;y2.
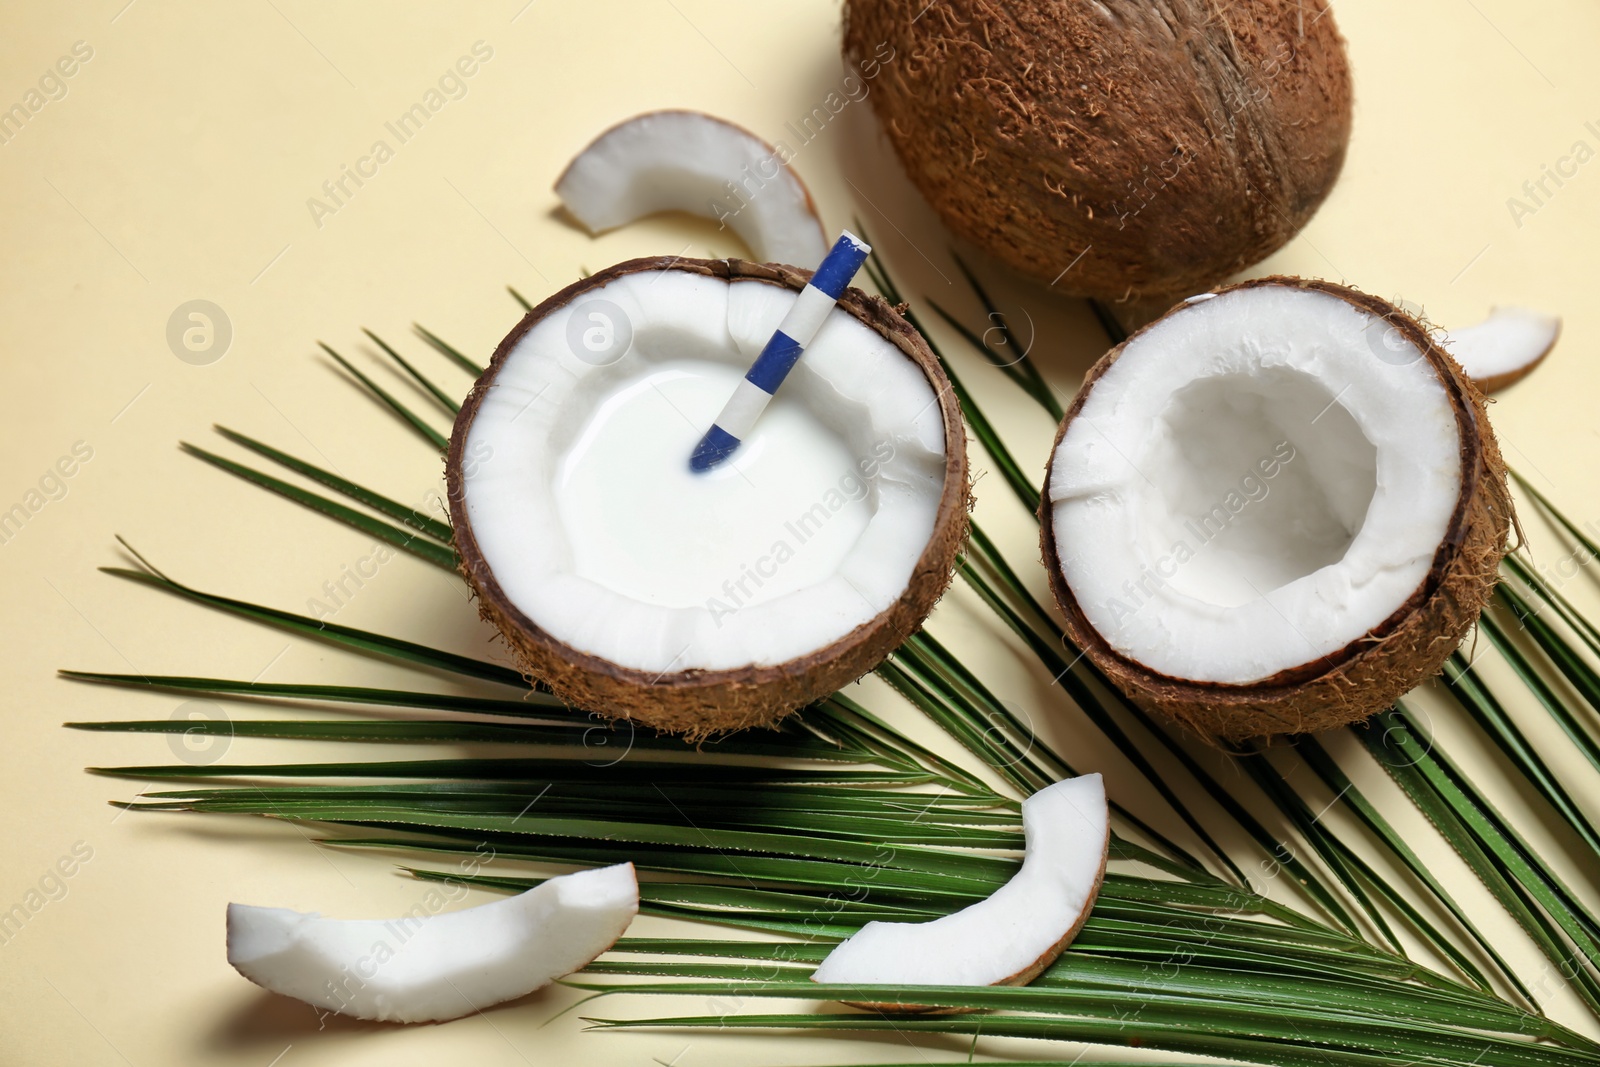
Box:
1441;307;1561;393
812;774;1108;1010
227;863;639;1023
555;110;828;268
1042;278;1512;743
448;257;968;737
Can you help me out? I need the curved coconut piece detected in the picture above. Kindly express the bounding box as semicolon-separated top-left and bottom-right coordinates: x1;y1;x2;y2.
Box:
448;257;969;738
812;774;1108;1011
844;0;1352;302
555;110;829;268
227;863;638;1023
1041;278;1512;743
1441;307;1561;392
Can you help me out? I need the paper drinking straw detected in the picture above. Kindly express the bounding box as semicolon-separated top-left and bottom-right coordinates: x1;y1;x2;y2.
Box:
689;230;871;472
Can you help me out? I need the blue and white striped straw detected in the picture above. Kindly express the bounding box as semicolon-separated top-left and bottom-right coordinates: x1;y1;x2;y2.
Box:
690;231;872;472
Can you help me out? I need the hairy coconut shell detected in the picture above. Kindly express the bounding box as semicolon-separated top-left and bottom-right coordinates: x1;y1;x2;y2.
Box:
1040;277;1512;743
448;257;970;739
844;0;1353;302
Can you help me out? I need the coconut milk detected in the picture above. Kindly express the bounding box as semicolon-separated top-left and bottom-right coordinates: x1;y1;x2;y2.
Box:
555;359;873;611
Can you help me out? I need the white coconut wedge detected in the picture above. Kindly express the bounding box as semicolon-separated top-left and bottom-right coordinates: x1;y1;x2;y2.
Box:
1043;278;1512;743
448;257;968;738
1440;307;1561;392
555;110;828;268
226;863;638;1023
811;774;1108;1009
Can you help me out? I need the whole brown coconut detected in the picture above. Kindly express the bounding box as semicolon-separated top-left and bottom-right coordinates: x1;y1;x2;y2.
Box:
1039;278;1512;743
844;0;1353;302
448;257;970;739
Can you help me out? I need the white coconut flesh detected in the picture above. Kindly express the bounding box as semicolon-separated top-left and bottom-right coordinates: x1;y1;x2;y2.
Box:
1440;307;1560;388
1049;286;1464;685
811;774;1108;988
460;269;948;674
226;864;639;1024
555;111;828;268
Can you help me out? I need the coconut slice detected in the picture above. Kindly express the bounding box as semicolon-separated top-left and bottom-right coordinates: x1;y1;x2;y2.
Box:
1043;278;1512;743
1440;307;1561;392
226;863;638;1023
448;257;968;737
811;774;1108;1008
555;110;828;268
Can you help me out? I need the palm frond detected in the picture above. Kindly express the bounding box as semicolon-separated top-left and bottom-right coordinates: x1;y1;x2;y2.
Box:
97;548;523;686
62;244;1600;1067
210;425;453;543
362;328;462;414
412;322;486;376
319;341;449;449
179;441;457;569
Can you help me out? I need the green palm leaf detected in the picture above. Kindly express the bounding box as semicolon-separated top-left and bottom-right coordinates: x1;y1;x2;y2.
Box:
412;322;486;375
363;328;462;414
210;424;453;543
320;341;449;449
61;245;1600;1067
179;441;457;569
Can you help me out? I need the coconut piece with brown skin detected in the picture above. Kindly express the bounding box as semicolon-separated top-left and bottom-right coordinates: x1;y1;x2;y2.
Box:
844;0;1353;303
811;774;1109;1012
448;257;969;739
1441;306;1562;393
1041;277;1511;743
554;110;829;268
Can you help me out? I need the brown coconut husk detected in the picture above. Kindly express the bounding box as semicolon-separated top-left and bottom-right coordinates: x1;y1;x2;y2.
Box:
448;257;970;740
1039;277;1513;744
844;0;1353;303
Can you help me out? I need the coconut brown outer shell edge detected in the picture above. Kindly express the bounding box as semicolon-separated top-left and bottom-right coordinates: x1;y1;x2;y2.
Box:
447;256;971;740
1039;276;1513;744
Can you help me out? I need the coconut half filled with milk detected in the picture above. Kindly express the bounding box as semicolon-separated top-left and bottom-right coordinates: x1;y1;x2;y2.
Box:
448;257;968;737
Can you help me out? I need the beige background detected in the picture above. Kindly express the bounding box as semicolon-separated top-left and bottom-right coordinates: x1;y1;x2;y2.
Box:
2;2;1598;1064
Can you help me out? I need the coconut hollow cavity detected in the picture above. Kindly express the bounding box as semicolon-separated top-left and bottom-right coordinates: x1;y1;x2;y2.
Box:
844;0;1352;303
448;257;969;738
1042;278;1512;743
